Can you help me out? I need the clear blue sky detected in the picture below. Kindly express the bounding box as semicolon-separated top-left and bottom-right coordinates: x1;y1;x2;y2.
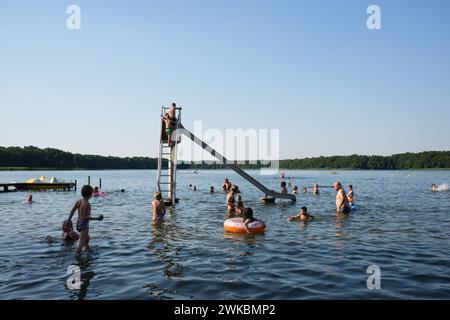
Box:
1;0;449;159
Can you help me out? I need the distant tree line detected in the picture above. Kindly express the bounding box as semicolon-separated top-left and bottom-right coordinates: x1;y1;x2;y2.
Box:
0;146;448;170
278;151;450;170
0;146;160;170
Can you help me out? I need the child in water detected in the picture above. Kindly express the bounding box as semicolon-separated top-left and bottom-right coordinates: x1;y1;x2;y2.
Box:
236;195;245;216
65;185;104;254
301;187;307;193
289;207;314;222
281;181;288;194
24;194;33;203
152;192;166;222
312;184;320;195
62;219;79;241
292;186;298;195
431;184;437;192
226;185;239;217
209;186;215;193
242;208;264;234
347;185;355;204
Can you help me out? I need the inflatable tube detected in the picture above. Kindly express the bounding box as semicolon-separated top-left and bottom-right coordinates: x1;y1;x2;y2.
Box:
224;218;265;234
93;191;107;197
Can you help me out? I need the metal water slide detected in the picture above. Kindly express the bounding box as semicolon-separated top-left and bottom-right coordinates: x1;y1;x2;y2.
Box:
179;124;296;201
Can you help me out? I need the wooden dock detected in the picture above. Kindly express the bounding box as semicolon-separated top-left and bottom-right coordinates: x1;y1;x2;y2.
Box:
0;181;77;193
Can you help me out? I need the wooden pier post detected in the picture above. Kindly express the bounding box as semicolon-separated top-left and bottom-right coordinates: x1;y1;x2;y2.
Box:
99;178;102;189
75;180;77;191
88;176;91;186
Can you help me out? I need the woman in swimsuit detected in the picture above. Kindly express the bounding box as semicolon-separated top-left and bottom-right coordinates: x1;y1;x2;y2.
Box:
226;186;238;217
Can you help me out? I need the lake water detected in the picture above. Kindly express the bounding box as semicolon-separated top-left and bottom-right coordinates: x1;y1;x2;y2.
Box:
0;169;449;300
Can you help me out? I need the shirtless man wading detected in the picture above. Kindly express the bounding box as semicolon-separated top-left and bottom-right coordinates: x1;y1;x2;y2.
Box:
334;181;351;214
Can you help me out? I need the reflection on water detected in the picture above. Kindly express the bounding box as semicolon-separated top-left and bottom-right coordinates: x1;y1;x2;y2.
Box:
0;169;450;299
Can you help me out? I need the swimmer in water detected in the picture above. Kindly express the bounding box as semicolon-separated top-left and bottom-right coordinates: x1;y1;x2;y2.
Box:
209;186;215;193
281;181;288;194
236;195;245;216
334;181;351;214
193;186;197;191
312;184;320;195
301;187;307;194
347;185;355;204
292;186;298;195
62;219;79;241
289;206;314;222
222;179;229;191
431;184;437;192
226;185;238;218
25;194;33;203
152;192;166;223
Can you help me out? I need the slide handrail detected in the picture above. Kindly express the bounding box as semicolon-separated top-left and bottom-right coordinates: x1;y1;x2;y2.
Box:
179;124;296;201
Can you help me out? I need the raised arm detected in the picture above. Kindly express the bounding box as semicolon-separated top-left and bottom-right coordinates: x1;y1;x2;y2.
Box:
67;200;79;221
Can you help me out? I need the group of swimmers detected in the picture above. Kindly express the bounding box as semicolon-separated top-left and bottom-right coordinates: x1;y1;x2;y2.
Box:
221;179;263;233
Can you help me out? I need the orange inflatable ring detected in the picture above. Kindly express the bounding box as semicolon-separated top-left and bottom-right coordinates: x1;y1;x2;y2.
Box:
224;218;265;234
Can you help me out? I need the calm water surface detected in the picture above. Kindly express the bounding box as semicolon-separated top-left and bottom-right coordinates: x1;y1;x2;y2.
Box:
0;170;449;299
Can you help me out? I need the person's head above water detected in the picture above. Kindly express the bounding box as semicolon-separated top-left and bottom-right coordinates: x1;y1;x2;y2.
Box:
281;181;287;188
81;185;94;198
231;185;238;193
301;206;308;215
313;184;319;188
94;186;99;192
348;184;353;190
171;102;176;108
120;189;125;193
154;192;162;200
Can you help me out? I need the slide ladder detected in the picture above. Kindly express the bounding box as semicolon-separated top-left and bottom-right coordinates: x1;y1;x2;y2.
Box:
179;124;296;201
157;106;182;205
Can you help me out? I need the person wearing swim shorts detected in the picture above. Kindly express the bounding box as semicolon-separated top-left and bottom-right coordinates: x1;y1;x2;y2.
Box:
152;192;166;223
65;185;103;254
334;181;351;214
162;103;179;147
